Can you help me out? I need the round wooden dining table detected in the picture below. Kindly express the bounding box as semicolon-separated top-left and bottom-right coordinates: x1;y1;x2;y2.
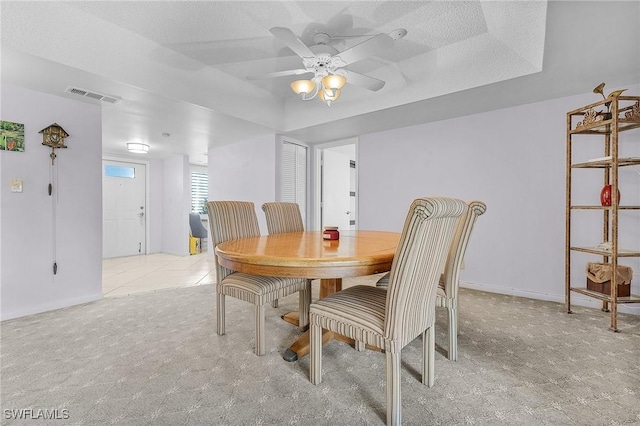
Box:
215;230;400;361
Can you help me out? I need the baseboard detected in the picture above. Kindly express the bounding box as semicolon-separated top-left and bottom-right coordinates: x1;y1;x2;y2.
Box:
1;293;103;322
461;281;640;316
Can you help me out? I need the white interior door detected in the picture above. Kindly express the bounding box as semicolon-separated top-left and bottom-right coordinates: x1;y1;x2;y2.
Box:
102;160;146;258
322;149;351;230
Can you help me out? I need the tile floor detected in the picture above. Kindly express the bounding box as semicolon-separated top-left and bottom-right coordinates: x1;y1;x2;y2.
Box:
102;252;216;297
102;251;375;299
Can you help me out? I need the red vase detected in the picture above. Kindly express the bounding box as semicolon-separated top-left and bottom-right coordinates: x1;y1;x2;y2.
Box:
600;185;621;206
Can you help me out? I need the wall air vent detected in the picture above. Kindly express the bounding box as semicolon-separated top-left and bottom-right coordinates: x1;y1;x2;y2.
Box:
65;86;121;104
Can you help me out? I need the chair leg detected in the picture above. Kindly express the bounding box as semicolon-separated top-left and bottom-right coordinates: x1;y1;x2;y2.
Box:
271;300;279;308
448;306;458;361
422;326;435;387
310;321;322;384
386;350;401;426
255;304;265;356
298;280;312;331
216;293;225;336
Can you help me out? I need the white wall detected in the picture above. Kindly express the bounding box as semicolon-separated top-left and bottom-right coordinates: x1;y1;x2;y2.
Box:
1;84;102;320
161;155;190;256
359;84;640;314
148;158;163;253
208;135;277;236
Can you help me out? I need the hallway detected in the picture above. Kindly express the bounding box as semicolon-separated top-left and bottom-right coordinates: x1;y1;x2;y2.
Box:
102;253;215;297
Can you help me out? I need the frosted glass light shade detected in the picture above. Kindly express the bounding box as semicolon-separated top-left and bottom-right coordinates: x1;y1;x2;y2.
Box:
322;74;346;90
319;88;341;102
127;143;149;154
290;79;316;95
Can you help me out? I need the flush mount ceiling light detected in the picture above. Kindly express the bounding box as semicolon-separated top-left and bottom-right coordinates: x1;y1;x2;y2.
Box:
127;142;149;154
248;27;407;107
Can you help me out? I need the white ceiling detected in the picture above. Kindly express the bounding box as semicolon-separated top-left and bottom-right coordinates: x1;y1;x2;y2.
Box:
1;1;639;165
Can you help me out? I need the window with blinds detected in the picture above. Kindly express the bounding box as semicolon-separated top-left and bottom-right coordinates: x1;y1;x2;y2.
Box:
191;171;208;214
281;142;307;222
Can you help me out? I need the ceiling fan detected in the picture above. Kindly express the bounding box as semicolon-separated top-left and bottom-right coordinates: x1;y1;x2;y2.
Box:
248;26;407;106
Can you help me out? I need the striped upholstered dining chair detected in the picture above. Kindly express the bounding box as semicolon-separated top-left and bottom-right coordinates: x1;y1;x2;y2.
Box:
309;197;467;426
261;202;305;235
376;200;486;361
206;201;311;356
261;202;311;313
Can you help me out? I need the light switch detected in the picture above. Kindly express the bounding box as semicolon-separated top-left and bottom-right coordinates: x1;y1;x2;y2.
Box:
10;178;23;193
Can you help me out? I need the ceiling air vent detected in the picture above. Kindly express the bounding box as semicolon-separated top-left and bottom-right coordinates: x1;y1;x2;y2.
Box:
65;86;121;104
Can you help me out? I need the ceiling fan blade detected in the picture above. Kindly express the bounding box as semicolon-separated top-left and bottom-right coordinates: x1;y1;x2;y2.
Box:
342;70;385;91
270;27;316;59
246;69;311;80
335;33;394;65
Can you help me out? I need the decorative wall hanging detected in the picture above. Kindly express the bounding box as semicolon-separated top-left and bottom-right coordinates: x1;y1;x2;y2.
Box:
39;123;70;275
39;123;69;165
0;120;25;152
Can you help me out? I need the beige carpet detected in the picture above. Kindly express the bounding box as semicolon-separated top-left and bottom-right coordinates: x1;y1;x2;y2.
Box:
1;277;639;425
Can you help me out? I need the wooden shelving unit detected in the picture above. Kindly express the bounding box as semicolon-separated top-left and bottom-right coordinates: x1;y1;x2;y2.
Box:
565;94;640;331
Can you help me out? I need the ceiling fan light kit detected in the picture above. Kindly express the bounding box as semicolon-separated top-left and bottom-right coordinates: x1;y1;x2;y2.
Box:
291;73;347;105
254;26;406;107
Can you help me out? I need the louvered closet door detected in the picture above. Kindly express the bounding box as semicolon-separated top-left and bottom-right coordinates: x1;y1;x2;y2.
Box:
281;142;307;225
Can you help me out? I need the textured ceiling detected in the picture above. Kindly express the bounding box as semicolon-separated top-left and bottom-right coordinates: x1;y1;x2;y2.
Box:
1;1;639;163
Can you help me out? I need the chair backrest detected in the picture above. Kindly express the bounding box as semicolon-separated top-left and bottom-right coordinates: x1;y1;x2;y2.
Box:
384;197;467;348
189;213;208;239
206;201;261;281
261;202;304;234
441;201;486;299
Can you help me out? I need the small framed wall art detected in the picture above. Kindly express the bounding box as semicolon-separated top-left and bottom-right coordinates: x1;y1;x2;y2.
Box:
0;120;25;152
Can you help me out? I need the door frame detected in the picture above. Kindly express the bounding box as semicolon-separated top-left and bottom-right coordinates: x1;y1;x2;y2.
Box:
313;138;358;231
102;155;151;256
